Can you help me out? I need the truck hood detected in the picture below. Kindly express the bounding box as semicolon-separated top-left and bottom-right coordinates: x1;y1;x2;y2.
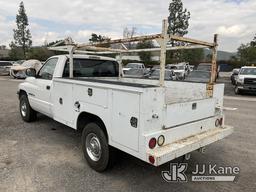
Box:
123;68;131;71
238;75;256;79
173;70;185;73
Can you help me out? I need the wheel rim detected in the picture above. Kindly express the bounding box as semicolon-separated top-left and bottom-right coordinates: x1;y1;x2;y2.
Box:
21;101;27;117
86;133;102;162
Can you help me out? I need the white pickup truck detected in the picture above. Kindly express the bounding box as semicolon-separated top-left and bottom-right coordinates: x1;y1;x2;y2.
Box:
18;54;233;172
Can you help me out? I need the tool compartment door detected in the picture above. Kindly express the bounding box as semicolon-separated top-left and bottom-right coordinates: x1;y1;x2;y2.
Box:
164;98;216;128
52;81;74;126
111;90;140;151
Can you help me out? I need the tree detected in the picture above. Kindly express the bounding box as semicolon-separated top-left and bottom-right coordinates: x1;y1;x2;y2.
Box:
180;49;204;64
250;34;256;47
167;0;190;61
9;42;24;60
27;47;55;61
123;27;137;49
11;1;32;59
89;33;111;47
237;43;256;64
168;0;190;39
136;40;154;64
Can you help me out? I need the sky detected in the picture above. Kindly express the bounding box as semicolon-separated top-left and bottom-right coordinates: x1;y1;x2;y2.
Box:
0;0;255;52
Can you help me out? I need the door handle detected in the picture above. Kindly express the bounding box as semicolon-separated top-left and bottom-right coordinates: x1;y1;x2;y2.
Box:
46;85;50;90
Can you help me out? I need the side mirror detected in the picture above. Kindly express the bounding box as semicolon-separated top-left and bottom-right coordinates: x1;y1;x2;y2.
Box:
26;68;36;77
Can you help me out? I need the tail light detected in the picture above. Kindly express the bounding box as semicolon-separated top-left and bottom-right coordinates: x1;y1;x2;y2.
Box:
149;138;156;149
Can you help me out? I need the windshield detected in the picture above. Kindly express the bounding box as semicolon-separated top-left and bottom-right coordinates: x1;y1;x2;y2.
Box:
176;66;185;70
0;62;11;66
240;68;256;75
168;66;177;70
125;63;142;69
188;71;210;78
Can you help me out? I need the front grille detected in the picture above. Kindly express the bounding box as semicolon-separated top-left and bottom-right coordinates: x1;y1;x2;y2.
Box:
244;78;256;85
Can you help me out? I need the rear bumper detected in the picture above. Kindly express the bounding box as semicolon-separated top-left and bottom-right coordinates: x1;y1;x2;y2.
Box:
147;126;233;166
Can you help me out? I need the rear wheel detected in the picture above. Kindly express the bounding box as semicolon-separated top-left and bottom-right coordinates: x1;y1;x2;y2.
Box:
19;94;37;122
81;122;115;172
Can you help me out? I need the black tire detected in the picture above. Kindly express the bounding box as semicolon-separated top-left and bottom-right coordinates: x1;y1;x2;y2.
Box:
19;94;37;122
234;86;241;95
81;122;114;172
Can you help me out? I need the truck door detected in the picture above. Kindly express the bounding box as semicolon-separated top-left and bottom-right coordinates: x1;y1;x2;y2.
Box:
29;58;58;116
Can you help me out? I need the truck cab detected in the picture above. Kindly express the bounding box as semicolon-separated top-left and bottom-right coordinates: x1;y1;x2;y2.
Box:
19;55;119;117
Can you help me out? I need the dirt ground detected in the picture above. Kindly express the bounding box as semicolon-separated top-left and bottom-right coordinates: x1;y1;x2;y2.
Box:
0;76;255;192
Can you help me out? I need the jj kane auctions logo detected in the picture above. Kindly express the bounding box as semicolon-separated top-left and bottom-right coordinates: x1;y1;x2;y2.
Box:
162;163;240;182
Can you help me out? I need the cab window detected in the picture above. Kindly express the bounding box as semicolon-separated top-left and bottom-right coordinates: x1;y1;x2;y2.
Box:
37;58;58;80
63;59;119;77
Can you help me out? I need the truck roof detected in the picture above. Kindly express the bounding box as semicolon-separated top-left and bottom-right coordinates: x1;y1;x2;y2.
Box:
59;54;117;61
241;66;256;68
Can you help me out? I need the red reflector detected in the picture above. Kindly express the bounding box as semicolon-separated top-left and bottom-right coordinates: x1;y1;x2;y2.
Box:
149;155;155;164
149;138;157;149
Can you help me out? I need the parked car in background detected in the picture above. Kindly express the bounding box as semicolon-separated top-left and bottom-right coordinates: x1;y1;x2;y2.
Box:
123;63;145;74
13;60;26;65
166;63;189;80
185;70;211;83
197;63;220;79
149;69;177;80
151;65;160;70
0;61;12;75
10;60;42;79
230;68;240;85
235;66;256;94
189;65;195;72
124;68;148;78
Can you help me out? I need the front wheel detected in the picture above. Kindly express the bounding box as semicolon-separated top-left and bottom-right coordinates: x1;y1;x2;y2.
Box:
19;94;37;122
81;122;114;172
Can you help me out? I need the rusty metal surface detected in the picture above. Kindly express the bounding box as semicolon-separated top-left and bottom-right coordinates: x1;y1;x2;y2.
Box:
48;19;218;88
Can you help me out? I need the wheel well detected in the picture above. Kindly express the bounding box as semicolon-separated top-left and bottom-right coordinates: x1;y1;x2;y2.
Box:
77;112;108;141
19;90;27;98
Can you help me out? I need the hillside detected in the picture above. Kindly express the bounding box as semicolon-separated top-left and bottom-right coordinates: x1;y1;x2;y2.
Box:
203;49;237;61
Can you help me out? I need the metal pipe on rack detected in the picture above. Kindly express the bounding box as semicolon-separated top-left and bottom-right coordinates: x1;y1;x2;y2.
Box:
68;45;75;78
159;19;168;87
